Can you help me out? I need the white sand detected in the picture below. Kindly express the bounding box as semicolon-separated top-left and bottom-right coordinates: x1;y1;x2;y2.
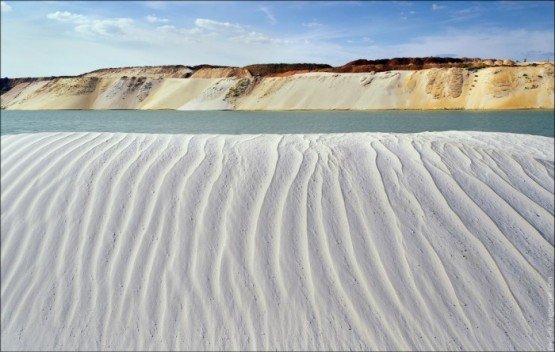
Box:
1;132;554;351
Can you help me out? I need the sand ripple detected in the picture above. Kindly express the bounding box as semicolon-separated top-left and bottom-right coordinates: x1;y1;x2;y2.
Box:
1;132;553;351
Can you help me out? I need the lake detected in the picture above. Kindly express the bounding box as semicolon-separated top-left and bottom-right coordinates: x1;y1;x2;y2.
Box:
1;110;553;137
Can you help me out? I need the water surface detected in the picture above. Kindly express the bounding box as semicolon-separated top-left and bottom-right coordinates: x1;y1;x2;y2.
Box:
1;110;553;137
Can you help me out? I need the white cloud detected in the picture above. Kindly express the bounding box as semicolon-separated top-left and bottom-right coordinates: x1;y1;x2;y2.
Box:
75;18;134;37
432;4;447;10
156;24;175;32
47;11;88;23
146;15;168;23
259;7;277;25
47;11;133;37
155;24;201;36
232;31;288;45
154;17;285;45
1;1;11;12
44;10;311;52
194;18;244;32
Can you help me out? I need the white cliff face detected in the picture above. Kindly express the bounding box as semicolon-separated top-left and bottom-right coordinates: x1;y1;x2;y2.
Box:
2;64;554;110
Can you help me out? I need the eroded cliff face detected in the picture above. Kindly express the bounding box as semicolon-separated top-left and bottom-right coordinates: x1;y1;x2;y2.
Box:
1;63;553;110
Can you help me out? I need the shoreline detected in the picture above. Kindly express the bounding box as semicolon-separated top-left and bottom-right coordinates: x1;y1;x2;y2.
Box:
2;130;555;139
2;107;555;111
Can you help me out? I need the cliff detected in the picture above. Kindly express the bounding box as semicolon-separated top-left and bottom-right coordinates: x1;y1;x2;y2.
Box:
1;59;553;110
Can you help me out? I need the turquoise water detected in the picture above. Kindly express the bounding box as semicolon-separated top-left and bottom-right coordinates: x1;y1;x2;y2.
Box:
1;110;553;137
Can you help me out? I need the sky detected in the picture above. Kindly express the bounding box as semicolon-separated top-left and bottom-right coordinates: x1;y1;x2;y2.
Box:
1;0;554;77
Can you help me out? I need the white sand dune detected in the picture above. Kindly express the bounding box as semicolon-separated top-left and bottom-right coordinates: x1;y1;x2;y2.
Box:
1;132;554;351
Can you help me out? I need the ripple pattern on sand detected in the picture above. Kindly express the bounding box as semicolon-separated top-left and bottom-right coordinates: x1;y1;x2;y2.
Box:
1;132;553;351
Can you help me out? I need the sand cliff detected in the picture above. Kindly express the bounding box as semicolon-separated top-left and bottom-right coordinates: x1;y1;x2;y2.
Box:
1;62;553;110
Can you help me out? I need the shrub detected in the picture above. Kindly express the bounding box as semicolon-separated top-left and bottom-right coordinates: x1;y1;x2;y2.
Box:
225;78;250;99
467;66;485;72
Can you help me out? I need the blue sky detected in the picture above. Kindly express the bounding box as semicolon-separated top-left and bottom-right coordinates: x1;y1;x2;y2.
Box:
1;1;554;77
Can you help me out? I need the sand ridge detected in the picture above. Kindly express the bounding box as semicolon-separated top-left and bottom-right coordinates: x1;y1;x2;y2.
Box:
1;131;553;350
